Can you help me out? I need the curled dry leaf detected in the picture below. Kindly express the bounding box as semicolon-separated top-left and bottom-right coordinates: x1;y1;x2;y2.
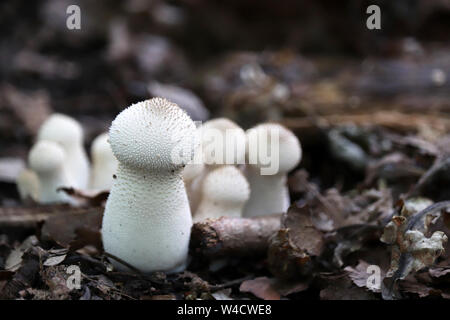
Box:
381;199;450;300
41;207;103;251
43;253;67;267
239;277;281;300
267;202;323;280
57;187;110;207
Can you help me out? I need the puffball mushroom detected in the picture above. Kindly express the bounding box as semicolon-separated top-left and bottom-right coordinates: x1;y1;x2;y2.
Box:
37;113;90;189
89;133;118;191
185;118;246;213
102;97;199;273
28;140;72;204
194;166;250;222
243;123;302;217
16;168;40;201
200;118;246;168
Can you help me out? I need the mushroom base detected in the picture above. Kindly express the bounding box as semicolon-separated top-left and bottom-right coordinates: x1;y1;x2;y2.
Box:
101;164;192;273
243;168;290;217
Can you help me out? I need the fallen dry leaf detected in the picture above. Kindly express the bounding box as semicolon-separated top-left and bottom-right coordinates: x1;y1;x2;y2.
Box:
344;260;385;293
239;277;281;300
41;207;103;251
381;199;450;299
58;187;110;207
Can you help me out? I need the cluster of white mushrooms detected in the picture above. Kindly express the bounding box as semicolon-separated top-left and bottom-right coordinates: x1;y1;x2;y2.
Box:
16;114;118;204
16;97;302;274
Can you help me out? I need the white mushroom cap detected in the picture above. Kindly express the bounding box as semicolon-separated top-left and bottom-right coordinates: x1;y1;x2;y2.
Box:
200;118;246;166
109;98;198;171
29;140;66;173
102;97;198;273
16;168;40;201
37;113;90;189
246;123;302;174
28;140;71;203
243;123;301;217
37;113;83;147
194;166;250;222
89;132;118;190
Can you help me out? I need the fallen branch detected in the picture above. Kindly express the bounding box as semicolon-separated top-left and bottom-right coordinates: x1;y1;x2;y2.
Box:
0;205;70;229
190;215;281;258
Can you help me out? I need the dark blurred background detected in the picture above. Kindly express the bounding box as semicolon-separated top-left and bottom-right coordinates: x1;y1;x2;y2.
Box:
1;0;450;194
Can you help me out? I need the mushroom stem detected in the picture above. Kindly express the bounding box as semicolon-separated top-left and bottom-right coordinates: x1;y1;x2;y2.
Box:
243;166;290;218
101;98;198;274
103;163;192;273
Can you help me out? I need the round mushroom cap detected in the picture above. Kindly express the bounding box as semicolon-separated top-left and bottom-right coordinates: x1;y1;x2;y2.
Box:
246;123;302;174
37;114;83;147
109;98;199;171
29;140;66;173
202;166;250;205
91;133;114;162
200;118;246;165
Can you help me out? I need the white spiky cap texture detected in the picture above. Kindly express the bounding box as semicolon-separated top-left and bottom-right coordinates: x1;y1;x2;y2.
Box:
37;113;83;146
200;118;246;165
109;98;198;171
28;140;66;173
202;166;250;206
246;123;302;174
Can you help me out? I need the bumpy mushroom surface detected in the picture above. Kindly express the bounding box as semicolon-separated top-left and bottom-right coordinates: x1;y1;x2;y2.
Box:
28;140;72;204
194;166;250;222
37;113;90;189
89;133;118;191
102;98;198;273
243;123;302;217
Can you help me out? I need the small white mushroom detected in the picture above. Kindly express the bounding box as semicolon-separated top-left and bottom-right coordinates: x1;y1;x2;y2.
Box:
16;168;40;201
194;166;250;222
89;132;118;191
102;98;198;273
37;113;90;189
28;140;72;204
243;123;302;217
200;118;246;168
184;118;246;212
